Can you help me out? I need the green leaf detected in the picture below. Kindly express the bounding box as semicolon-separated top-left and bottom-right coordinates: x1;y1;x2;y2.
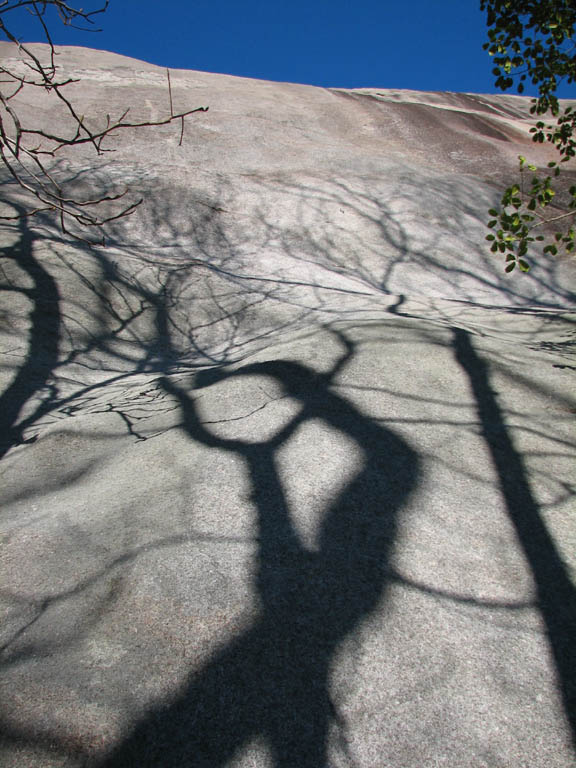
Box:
482;1;576;275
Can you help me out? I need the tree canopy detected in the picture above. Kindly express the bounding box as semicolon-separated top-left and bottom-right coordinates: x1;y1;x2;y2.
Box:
481;0;576;272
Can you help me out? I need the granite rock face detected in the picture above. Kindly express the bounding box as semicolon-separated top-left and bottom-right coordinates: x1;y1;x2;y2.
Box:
0;44;575;768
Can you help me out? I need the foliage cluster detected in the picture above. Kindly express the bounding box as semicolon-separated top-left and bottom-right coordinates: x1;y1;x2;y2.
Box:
481;0;576;272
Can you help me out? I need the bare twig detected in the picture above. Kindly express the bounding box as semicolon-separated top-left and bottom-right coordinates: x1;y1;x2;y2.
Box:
167;68;173;117
0;1;208;242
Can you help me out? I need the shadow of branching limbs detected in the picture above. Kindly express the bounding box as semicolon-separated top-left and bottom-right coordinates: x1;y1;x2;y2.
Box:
0;0;208;243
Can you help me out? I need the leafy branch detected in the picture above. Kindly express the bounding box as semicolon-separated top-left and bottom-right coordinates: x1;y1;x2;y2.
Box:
481;0;576;272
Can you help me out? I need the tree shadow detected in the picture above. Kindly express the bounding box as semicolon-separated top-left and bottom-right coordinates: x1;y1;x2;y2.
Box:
1;167;574;764
452;327;576;748
98;329;419;767
0;208;61;459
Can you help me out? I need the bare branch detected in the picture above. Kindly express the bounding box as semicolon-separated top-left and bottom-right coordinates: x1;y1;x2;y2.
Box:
167;68;173;117
0;0;208;243
529;210;576;228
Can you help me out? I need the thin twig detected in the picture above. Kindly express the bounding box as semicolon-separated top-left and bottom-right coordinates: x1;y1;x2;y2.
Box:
0;1;208;241
167;68;173;117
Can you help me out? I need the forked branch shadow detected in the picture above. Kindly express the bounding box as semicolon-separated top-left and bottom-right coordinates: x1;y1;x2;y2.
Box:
98;332;419;767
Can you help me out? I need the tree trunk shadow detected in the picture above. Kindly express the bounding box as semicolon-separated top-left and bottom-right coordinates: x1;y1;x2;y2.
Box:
452;327;576;750
0;214;61;459
98;343;419;767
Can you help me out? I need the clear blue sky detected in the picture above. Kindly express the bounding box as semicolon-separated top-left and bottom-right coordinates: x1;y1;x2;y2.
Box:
3;0;575;97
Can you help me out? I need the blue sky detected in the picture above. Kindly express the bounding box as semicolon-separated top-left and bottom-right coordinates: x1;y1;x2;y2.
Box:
3;0;575;97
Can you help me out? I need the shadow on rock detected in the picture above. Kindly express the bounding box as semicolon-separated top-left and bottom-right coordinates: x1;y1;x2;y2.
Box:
98;333;419;768
453;327;576;749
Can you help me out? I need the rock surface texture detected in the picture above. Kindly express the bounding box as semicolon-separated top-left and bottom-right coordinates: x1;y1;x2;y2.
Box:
1;44;575;768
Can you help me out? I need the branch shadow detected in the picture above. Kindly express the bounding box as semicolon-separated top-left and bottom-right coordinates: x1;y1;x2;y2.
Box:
1;166;574;764
98;329;419;767
0;208;61;459
452;327;576;748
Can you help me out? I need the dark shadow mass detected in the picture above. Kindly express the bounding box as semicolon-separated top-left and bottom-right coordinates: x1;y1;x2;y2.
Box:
0;212;60;459
452;327;576;749
98;335;419;768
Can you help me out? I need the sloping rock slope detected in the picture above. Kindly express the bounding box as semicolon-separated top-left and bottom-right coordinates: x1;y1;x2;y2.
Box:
0;44;575;767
